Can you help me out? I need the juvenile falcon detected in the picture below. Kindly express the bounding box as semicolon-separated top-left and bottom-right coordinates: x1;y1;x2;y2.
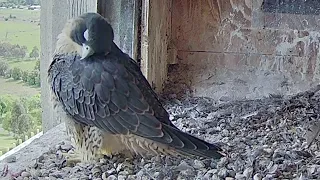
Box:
48;12;224;162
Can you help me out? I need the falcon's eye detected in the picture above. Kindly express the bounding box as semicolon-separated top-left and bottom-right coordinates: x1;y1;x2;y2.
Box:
83;29;89;41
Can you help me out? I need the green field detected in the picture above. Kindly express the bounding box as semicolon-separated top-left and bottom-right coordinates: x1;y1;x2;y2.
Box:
0;8;40;21
0;77;40;96
0;8;40;52
0;126;16;153
8;59;37;71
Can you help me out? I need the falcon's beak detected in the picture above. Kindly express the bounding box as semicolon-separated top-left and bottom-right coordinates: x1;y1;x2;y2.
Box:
81;43;94;60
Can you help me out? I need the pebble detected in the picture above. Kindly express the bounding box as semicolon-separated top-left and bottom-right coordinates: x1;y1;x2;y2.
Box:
118;175;127;180
176;161;194;171
243;167;253;178
253;173;263;180
193;159;205;169
218;167;228;178
21;171;31;178
235;173;246;179
5;155;17;163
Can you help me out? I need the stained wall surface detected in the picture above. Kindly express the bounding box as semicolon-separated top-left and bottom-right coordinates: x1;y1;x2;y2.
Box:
169;0;320;100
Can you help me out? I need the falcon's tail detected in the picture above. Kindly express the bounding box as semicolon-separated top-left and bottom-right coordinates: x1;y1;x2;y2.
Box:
161;124;226;159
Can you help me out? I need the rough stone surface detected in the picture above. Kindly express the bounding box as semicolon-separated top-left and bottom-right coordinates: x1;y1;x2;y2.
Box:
2;85;320;179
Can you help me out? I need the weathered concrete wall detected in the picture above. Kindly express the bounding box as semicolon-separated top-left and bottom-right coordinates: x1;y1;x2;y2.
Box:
169;0;320;100
40;0;97;132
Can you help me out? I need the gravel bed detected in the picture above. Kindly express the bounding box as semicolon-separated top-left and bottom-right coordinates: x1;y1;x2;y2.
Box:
3;85;320;180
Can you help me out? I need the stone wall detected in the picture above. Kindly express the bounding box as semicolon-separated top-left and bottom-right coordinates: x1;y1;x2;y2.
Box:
168;0;320;100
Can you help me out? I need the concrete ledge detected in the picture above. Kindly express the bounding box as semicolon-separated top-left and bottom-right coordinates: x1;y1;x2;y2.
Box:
0;123;69;174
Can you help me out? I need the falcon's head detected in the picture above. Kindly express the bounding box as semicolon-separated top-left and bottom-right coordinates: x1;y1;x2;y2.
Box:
55;12;114;59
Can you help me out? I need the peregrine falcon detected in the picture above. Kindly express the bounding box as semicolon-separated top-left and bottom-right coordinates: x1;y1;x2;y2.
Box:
47;12;224;163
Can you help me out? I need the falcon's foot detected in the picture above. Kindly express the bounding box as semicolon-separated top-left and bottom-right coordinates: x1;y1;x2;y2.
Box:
100;148;134;159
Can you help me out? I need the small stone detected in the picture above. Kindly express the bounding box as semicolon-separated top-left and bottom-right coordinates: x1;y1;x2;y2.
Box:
116;163;123;172
217;157;228;168
101;165;109;172
307;165;316;175
55;144;61;150
227;170;236;177
153;171;165;179
38;155;45;163
29;169;41;178
176;161;194;171
180;168;195;176
253;173;262;180
106;175;117;180
40;169;49;177
102;172;107;180
243;167;253;178
235;173;246;179
21;171;31;178
92;165;102;178
61;144;73;151
127;175;137;180
193;159;205;169
6;155;17;163
107;168;116;175
118;175;127;180
79;175;89;180
225;177;235;180
268;164;278;174
218;167;228;178
263;148;273;154
50;171;64;178
48;163;56;169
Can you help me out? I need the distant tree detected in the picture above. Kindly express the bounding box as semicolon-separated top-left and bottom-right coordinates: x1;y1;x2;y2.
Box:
29;46;39;59
30;108;41;126
25;94;41;112
2;112;12;131
10;45;26;58
25;0;34;5
27;70;40;86
4;69;12;79
0;42;12;57
0;95;15;114
34;70;40;86
22;70;29;82
34;60;40;71
11;67;22;80
10;99;26;135
0;99;6;118
8;0;26;5
17;114;34;135
0;61;9;76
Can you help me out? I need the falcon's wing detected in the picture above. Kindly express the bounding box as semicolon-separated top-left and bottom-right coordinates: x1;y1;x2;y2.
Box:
110;43;173;126
48;52;223;158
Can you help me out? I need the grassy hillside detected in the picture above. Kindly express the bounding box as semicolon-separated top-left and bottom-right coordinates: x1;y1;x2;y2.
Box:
0;77;40;96
8;59;37;71
0;127;16;154
0;8;40;53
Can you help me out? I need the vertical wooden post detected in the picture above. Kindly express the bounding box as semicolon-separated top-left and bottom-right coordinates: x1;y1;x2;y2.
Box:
140;0;171;92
